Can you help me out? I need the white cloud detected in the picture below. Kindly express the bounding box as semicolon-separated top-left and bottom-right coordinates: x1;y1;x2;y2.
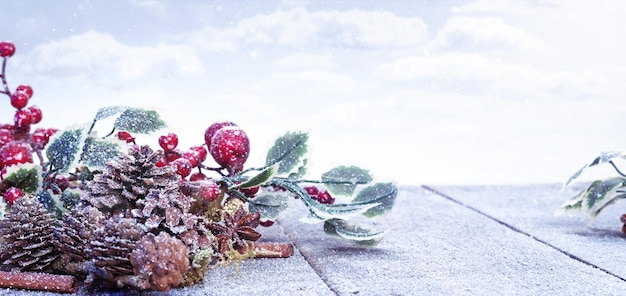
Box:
250;69;356;95
274;52;335;69
20;31;204;82
184;8;429;51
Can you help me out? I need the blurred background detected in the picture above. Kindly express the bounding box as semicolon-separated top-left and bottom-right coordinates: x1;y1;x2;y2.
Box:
1;0;624;185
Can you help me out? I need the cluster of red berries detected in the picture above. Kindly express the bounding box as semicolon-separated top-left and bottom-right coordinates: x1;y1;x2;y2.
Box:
304;185;336;204
0;41;59;205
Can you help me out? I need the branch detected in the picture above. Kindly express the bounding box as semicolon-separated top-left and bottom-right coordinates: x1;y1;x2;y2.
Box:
0;271;78;293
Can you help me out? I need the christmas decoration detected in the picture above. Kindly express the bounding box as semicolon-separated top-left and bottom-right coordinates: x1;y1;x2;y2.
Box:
0;40;398;292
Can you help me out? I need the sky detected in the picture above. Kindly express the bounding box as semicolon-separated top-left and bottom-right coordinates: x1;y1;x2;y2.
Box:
1;0;625;186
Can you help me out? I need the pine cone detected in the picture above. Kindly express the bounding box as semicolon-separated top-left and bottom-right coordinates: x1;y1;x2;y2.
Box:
52;205;106;275
128;232;190;292
83;145;180;212
87;216;143;283
0;196;60;271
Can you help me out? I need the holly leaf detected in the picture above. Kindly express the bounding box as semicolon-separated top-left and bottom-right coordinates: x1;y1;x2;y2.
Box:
79;137;122;168
266;132;308;175
232;164;279;189
114;108;166;134
321;166;373;196
352;183;398;217
579;178;626;222
248;194;290;221
46;126;88;172
323;219;390;246
94;106;128;121
287;158;308;179
563;151;625;188
2;163;43;194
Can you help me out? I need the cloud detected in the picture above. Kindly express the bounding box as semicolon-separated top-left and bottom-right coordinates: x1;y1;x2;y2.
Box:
183;8;429;51
20;31;204;82
274;52;335;69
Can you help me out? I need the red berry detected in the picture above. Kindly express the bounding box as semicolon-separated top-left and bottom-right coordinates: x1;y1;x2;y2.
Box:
240;186;259;198
14;109;31;128
10;91;29;109
0;141;33;168
165;149;182;162
260;220;274;227
204;121;237;147
31;131;49;149
189;146;208;163
0;41;15;58
4;187;25;205
16;85;33;99
182;151;200;168
0;129;12;146
316;190;335;204
158;133;178;151
209;126;250;175
171;158;192;178
117;131;135;143
26;105;42;124
198;180;221;202
155;155;168;167
51;175;69;194
304;186;320;197
45;128;59;137
189;172;207;181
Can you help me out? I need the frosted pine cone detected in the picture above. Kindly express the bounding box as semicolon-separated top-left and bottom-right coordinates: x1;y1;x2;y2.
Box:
83;145;180;211
0;196;60;271
128;232;190;292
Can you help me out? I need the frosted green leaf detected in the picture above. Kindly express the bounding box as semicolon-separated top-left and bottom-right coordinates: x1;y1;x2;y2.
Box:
37;191;63;218
46;127;87;172
321;166;373;196
80;137;122;168
265;132;308;175
352;183;398;217
114;108;166;134
2;163;43;194
248;194;290;221
58;189;81;211
555;190;584;216
563;151;624;188
323;219;390;246
231;164;279;189
94;106;128;121
287;158;308;179
580;178;626;221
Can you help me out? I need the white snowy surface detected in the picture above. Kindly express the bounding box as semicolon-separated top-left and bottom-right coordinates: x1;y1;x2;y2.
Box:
1;1;625;186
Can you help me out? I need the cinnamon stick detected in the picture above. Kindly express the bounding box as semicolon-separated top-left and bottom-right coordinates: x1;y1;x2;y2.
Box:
0;271;78;294
254;242;294;258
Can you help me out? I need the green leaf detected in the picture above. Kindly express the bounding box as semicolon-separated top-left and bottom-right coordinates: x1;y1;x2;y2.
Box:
46;127;88;172
79;137;122;167
580;178;626;220
232;164;279;189
94;106;128;121
247;194;290;221
114;108;166;134
321;166;373;196
352;183;398;217
563;151;624;188
555;190;585;215
58;189;81;211
265;132;308;175
36;191;63;219
1;163;43;194
287;158;308;179
323;219;390;246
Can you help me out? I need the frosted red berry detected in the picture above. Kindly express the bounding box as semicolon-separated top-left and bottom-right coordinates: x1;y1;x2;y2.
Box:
117;131;135;143
158;133;178;151
209;126;250;175
171;158;192;178
189;146;207;162
182;151;200;168
155;156;168;167
26;105;42;124
0;129;12;146
16;84;33;98
45;128;58;137
204;121;236;147
198;180;221;202
14;109;31;128
0;41;15;58
51;175;69;194
4;187;25;205
31;131;49;149
165;149;182;162
304;186;320;197
10;91;29;109
189;172;207;181
316;190;335;204
0;141;33;168
240;186;259;198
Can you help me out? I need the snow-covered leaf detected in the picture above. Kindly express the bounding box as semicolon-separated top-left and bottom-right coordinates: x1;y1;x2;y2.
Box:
232;164;279;189
94;106;128;121
248;194;290;221
46;126;88;172
580;178;626;221
563;151;624;188
555;190;585;216
287;158;308;179
323;219;390;246
265;132;308;175
114;108;166;134
1;163;43;194
322;166;373;196
80;137;122;168
36;191;63;218
352;183;398;217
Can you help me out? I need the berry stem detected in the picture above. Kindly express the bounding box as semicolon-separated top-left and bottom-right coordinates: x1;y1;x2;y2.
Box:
609;160;626;178
278;177;370;186
0;57;10;96
197;163;227;176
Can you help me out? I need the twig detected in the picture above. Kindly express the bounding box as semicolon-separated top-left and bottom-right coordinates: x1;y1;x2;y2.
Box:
0;271;78;294
254;242;294;258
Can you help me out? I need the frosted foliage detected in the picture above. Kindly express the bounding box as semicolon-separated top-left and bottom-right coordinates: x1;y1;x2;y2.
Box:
94;106;128;121
46;128;85;172
80;137;121;167
114;108;166;133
